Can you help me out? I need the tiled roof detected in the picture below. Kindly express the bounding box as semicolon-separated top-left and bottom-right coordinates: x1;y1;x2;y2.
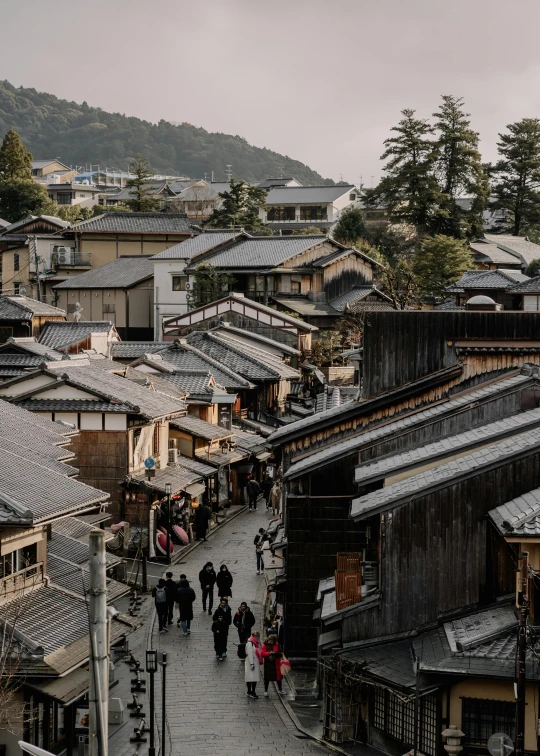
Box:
0;396;76;441
46;553;129;603
5;296;66;316
0;354;43;367
174;456;216;477
150;232;241;260
446;269;529;293
54;256;154;289
48;531;119;567
111;342;169;359
433;299;464;311
489;487;540;536
3;214;69;233
265;185;356;204
0;296;33;320
171;414;234;441
507;275;540;293
158;371;217;395
272;297;338;316
484;234;540;266
72;212;192;234
330;287;391;312
0;435;77;476
39;321;114;349
344;639;417;689
187;331;300;381
155;341;254;389
0;338;64;360
355;406;540;485
15;399;133;413
281;373;531;478
469;242;521;265
351;425;540;520
198;236;327;269
52;516;115;544
210;324;300;356
0;217;9;229
133;464;204;494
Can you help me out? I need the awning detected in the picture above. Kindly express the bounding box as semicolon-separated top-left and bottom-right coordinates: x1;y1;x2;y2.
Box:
26;667;89;705
318;628;341;650
256;451;272;461
184;482;206;498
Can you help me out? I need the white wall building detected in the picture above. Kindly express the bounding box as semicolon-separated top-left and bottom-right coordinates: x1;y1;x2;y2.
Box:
260;185;361;233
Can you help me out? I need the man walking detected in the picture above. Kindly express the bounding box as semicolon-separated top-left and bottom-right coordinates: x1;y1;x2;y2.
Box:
164;571;176;626
233;601;256;645
152;578;168;633
254;527;268;575
212;598;232;658
175;574;196;636
262;475;273;511
199;561;216;615
246;475;261;512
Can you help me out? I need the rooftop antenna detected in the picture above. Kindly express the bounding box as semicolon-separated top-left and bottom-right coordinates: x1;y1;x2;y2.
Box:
225;165;233;181
339;173;343;183
203;173;208;182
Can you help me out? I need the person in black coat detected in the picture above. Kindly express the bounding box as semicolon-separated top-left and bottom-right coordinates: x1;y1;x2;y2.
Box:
164;571;176;625
194;503;211;541
212;597;232;626
262;476;273;510
233;601;256;644
216;564;233;599
198;561;217;615
212;614;228;659
246;476;261;511
175;575;196;636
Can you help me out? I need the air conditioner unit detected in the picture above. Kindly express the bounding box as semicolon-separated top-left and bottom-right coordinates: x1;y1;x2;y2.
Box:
57;247;72;265
168;448;178;465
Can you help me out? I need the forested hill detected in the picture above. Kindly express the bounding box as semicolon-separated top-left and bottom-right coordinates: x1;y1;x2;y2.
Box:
0;81;333;184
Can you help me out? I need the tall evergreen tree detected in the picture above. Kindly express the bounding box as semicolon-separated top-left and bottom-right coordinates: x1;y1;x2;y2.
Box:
363;109;439;230
432;96;488;238
125;154;160;212
332;206;365;246
0;129;33;180
187;263;235;308
0;179;57;222
206;180;268;232
490;118;540;236
413;234;472;297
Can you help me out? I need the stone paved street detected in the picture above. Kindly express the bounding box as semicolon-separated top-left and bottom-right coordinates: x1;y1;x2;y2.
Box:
110;503;326;756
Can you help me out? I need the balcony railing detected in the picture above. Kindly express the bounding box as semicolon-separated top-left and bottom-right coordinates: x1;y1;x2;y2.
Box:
0;562;43;601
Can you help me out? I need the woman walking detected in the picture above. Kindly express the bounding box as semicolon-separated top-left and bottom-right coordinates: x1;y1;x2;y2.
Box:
216;564;233;599
261;635;284;697
245;630;262;698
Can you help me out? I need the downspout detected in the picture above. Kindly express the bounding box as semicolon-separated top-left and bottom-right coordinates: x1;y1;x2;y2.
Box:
124;289;129;340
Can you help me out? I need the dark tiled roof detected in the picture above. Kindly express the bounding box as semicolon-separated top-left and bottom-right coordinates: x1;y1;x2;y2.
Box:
133;464;204;494
158;371;217;395
15;399;133;413
265;186;356;204
0;354;42;367
489;487;540;536
330;287;391;312
199;236;327;269
48;531;119;567
484;234;540;266
0;435;77;476
150;232;241;260
5;296;65;317
272;297;338;317
434;299;464;311
0;338;64;360
47;553;130;603
0;397;77;447
111;342;169;359
171;414;234;441
156;342;253;389
0;296;33;321
446;269;529;292
211;324;300;356
73;212;192;234
507;275;540;293
344;639;416;689
39;321;114;349
469;242;521;265
54;256;154;289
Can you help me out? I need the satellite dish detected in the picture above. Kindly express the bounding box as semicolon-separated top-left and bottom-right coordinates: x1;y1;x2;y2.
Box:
488;733;514;756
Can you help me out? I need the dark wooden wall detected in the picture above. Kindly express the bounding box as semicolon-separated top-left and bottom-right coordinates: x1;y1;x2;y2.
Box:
68;431;127;520
362;311;540;398
342;451;537;644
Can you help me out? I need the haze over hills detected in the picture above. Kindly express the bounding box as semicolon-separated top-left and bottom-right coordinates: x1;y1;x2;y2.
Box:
0;80;334;185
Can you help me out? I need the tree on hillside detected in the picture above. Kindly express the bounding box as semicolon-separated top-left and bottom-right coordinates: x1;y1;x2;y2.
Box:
205;180;268;232
413;234;472;297
0;129;33;180
490;118;540;236
187;263;236;309
332;206;366;246
432;96;488;238
0;179;57;222
363;109;440;230
125;154;160;212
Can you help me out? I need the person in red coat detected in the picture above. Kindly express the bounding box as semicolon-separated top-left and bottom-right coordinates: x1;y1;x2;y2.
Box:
261;636;284;697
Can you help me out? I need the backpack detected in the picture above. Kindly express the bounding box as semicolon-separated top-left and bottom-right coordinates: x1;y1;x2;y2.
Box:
155;587;167;605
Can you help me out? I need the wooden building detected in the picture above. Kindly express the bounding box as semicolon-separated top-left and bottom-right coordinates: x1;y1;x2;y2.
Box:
0;295;66;342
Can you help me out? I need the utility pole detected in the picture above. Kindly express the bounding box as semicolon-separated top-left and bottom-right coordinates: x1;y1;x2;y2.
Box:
516;551;529;756
88;530;108;756
29;237;41;302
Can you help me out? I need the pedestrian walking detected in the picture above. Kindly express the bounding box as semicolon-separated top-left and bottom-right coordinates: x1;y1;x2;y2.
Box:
199;561;217;615
175;574;196;636
216;563;233;599
270;481;281;516
261;636;285;696
245;630;262;698
233;601;256;644
194;502;211;541
164;571;176;625
212;596;232;627
254;528;268;574
152;578;168;633
246;475;261;511
262;475;273;511
212;613;228;660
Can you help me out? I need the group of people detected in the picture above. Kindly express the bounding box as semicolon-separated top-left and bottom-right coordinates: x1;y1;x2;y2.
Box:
246;474;281;515
245;632;288;699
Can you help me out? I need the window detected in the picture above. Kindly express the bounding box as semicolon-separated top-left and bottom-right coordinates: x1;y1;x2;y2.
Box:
172;275;188;291
267;206;296;222
57;193;72;205
462;698;515;745
13;281;21;295
103;303;116;313
373;688;438;756
14;253;19;272
349;193;356;201
300;205;328;221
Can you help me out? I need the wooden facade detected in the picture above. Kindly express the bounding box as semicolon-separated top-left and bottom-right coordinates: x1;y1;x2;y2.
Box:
67;430;128;516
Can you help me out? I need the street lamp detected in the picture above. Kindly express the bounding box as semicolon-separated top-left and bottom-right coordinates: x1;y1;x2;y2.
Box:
158;652;168;756
165;483;172;565
146;650;158;756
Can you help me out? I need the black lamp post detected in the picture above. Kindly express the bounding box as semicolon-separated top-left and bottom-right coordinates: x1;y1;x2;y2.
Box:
158;651;168;756
165;483;172;565
145;650;157;756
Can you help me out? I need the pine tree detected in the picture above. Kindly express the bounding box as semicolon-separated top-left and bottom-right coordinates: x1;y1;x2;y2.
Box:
490;118;540;236
125;154;160;212
187;263;236;308
363;109;439;230
413;234;472;297
332;207;365;246
0;179;58;222
432;96;488;238
0;130;33;180
206;180;268;232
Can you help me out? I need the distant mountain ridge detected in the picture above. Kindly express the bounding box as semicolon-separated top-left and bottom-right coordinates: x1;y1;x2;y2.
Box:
0;80;334;185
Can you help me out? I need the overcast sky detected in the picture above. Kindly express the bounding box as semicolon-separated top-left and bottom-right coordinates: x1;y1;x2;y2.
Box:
3;0;540;183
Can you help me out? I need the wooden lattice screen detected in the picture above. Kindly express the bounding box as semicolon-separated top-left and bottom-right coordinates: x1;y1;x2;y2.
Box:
336;552;361;571
335;569;362;610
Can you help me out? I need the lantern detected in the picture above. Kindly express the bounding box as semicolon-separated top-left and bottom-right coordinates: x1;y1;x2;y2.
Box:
442;725;465;755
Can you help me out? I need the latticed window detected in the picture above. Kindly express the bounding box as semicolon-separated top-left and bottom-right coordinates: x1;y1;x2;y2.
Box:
372;688;438;756
462;698;516;745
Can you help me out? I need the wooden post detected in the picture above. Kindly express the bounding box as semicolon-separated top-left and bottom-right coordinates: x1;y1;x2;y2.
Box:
88;530;108;756
516;551;529;756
